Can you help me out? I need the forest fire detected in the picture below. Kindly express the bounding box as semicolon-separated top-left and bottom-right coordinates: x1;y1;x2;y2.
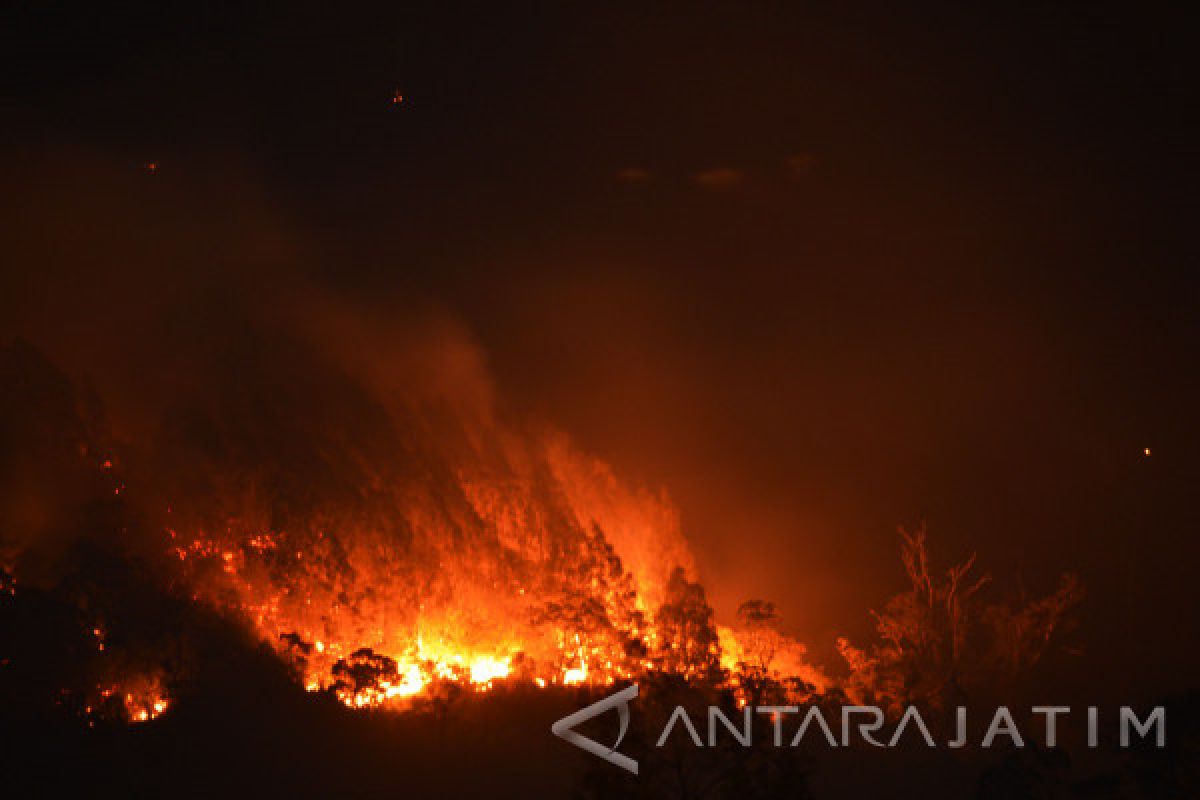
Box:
0;327;1114;800
0;331;776;721
80;675;170;724
3;5;1193;795
160;438;719;709
28;311;766;710
0;334;1082;731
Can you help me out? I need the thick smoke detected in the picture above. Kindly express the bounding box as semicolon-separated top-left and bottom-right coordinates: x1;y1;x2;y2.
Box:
1;297;700;695
0;150;700;704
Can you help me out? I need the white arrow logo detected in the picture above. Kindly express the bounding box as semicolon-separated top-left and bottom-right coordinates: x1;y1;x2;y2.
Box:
551;684;639;774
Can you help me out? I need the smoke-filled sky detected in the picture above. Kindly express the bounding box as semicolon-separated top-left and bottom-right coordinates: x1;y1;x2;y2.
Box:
2;3;1197;701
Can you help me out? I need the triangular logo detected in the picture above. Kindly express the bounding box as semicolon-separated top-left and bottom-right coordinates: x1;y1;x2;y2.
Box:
551;683;639;774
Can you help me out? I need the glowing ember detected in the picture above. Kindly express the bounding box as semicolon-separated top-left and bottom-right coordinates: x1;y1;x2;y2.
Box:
127;693;170;723
84;675;171;724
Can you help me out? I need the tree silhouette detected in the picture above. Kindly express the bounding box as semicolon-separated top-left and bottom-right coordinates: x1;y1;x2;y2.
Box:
654;567;723;685
841;524;1084;715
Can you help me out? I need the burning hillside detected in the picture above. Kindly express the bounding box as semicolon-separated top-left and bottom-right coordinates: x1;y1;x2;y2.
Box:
0;325;1109;798
1;300;1086;732
164;426;696;706
0;317;816;718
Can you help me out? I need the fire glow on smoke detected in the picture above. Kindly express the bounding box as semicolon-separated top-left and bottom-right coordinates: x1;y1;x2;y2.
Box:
1;326;820;721
163;431;776;708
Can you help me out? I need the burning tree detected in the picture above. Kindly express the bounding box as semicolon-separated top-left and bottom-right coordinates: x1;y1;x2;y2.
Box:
723;600;814;709
734;600;783;672
654;567;724;685
531;522;651;685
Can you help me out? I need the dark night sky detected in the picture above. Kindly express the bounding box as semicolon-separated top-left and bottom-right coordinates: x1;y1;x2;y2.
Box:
2;2;1197;701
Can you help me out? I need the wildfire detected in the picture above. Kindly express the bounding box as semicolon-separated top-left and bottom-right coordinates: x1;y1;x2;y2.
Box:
0;335;1085;736
84;675;171;724
0;338;822;720
127;692;170;723
160;435;700;708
